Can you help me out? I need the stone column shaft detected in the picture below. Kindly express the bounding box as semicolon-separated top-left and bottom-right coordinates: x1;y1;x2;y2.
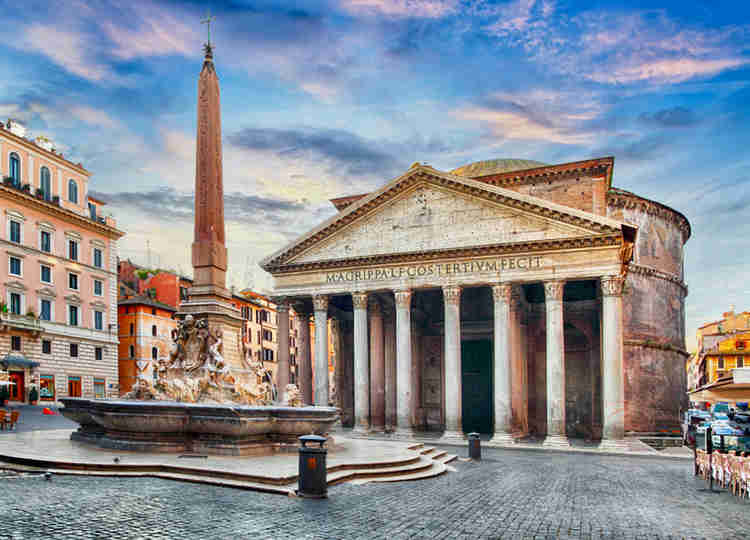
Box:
601;276;625;442
441;285;463;440
395;289;413;435
384;308;397;430
313;295;329;407
491;284;513;443
276;300;290;401
352;292;370;432
296;309;313;405
369;297;385;431
544;280;568;447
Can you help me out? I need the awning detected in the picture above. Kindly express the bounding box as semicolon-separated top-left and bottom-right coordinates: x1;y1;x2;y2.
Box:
1;354;40;369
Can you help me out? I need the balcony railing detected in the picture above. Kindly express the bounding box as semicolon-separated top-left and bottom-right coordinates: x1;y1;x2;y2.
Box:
0;312;43;335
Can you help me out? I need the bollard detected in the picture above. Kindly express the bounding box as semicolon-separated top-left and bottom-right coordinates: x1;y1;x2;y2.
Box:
468;432;481;460
297;434;328;499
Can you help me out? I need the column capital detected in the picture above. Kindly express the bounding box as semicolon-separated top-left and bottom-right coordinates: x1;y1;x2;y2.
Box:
394;288;412;308
274;297;290;313
543;280;565;302
352;291;368;310
292;302;312;318
442;285;461;306
600;275;625;297
510;284;524;312
312;294;328;312
491;283;512;303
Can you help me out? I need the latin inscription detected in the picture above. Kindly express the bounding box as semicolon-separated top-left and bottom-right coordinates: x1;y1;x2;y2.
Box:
325;256;543;283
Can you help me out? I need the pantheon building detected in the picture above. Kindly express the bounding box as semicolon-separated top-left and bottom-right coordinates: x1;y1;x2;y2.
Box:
262;157;690;446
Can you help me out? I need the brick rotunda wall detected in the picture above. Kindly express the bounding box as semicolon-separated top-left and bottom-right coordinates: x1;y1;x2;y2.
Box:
608;190;690;435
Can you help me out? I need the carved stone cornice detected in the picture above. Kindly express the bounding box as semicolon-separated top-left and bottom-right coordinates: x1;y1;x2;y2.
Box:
607;189;691;243
273;297;290;313
471;157;613;188
266;234;622;274
5;279;26;291
394;289;412;309
64;293;82;305
544;280;565;302
443;285;461;306
36;286;56;298
628;263;688;295
312;294;328;312
600;275;625;297
491;283;512;304
351;292;368;310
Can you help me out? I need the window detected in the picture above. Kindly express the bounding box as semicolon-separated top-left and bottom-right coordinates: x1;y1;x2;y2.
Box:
40;166;51;199
94;310;104;331
152;325;157;337
67;375;81;397
718;357;725;369
68;240;78;261
130;323;134;335
94;377;105;399
263;348;274;362
9;152;20;185
68;272;79;290
70;343;78;357
88;202;97;220
95;347;103;361
40;299;51;321
40;375;55;400
94;279;103;296
40;264;52;284
93;248;103;268
68;179;78;203
9;256;21;276
69;305;79;326
152;347;158;360
9;220;21;243
739;356;745;368
11;335;21;351
42;340;52;355
129;345;135;358
9;292;21;314
40;230;51;252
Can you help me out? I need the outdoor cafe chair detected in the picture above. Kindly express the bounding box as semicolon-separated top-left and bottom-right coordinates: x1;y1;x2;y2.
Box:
3;410;18;430
0;410;5;430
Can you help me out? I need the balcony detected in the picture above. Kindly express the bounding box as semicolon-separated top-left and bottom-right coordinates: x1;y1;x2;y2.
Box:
3;177;61;206
0;312;43;336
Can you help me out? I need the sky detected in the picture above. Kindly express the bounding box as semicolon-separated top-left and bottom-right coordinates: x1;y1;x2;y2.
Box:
1;0;749;350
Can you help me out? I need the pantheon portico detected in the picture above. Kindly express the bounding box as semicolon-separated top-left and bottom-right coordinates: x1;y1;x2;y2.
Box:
262;158;691;445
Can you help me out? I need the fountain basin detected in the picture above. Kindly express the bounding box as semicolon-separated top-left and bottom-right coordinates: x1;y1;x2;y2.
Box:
60;398;340;455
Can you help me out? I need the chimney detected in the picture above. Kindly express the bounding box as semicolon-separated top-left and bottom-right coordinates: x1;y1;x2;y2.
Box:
7;119;26;138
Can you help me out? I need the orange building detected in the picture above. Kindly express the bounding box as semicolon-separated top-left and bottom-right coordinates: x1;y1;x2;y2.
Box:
117;295;176;395
689;306;750;390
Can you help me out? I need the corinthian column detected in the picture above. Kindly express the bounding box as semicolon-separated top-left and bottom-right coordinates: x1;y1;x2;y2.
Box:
600;275;626;447
490;284;513;444
369;296;385;432
352;292;370;432
543;280;569;448
295;305;313;405
394;288;413;436
312;294;329;407
276;298;290;401
441;285;464;441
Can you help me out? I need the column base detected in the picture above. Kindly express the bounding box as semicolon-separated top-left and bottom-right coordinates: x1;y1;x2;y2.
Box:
598;438;629;452
391;427;417;440
369;425;386;435
439;430;466;444
542;435;570;449
488;432;515;446
352;424;370;436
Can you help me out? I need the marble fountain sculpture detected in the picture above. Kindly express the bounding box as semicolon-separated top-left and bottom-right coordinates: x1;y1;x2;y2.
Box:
60;315;338;455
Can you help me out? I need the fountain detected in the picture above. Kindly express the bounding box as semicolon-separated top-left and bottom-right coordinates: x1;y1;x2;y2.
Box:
60;35;338;455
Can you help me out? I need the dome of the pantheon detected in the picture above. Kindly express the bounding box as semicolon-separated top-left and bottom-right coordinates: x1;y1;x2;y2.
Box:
450;158;548;177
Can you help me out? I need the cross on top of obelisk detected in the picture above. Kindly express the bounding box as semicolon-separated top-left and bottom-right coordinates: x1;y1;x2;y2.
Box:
201;12;215;58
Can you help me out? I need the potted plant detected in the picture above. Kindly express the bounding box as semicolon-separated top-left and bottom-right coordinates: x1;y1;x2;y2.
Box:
21;183;30;192
35;187;44;198
2;176;13;186
52;195;60;205
26;307;36;319
29;385;38;405
0;302;7;314
0;386;9;407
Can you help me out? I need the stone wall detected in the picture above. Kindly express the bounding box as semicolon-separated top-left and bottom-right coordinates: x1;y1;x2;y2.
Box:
500;174;608;216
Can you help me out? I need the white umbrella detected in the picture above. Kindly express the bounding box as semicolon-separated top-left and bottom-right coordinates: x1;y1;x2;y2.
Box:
0;381;16;386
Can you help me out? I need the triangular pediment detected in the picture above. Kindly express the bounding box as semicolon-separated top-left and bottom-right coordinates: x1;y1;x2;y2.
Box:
262;165;629;271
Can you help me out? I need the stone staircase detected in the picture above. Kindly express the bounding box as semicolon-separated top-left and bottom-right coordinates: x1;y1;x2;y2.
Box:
2;443;457;495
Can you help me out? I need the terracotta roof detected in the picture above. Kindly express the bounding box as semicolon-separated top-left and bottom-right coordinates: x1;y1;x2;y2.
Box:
118;295;176;312
450;158;549;177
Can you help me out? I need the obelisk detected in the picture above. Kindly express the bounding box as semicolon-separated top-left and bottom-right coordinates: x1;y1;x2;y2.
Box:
178;34;243;370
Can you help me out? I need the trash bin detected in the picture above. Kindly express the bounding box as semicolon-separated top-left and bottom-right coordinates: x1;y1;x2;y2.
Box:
468;432;481;460
297;434;328;498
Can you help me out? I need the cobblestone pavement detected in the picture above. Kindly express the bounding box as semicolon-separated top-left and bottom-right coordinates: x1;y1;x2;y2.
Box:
1;446;748;539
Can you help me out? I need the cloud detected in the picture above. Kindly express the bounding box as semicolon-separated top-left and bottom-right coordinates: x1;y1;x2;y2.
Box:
69;106;120;128
589;58;747;85
639;107;698;128
340;0;459;18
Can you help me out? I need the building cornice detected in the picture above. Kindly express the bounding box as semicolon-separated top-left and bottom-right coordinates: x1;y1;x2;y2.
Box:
266;233;622;274
0;238;118;278
0;185;124;239
627;263;688;295
607;189;691;243
624;338;691;357
0;128;90;176
468;157;614;190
